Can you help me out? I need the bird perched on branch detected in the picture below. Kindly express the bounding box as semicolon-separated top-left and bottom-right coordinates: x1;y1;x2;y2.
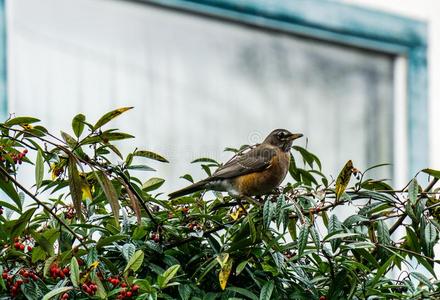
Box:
169;129;303;199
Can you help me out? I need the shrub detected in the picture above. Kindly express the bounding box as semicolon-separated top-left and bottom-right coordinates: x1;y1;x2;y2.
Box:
0;108;439;299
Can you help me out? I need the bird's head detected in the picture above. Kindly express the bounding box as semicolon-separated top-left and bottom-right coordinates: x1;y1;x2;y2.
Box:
263;129;303;151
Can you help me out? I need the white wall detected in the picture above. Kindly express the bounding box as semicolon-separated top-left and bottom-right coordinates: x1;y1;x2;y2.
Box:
341;0;440;170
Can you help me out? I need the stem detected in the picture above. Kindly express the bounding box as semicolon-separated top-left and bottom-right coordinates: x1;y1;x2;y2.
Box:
0;165;89;250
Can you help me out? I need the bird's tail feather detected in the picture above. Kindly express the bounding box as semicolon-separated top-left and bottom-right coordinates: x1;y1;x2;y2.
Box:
168;180;208;199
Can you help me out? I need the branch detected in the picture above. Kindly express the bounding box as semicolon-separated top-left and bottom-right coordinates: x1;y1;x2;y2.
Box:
0;165;89;250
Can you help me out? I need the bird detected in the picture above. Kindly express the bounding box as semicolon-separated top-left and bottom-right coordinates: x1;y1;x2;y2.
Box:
168;129;303;199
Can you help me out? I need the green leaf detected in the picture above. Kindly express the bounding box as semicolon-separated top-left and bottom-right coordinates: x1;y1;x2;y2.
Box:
235;260;249;276
124;249;144;273
227;287;258;300
142;177;165;192
408;178;418;205
297;224;309;257
95;171;120;227
191;157;219;164
263;200;274;229
411;272;434;290
310;226;320;250
61;131;77;148
259;281;274;300
35;149;44;189
324;232;359;241
158;264;180;289
178;284;192;300
0;176;22;211
370;255;394;287
328;214;342;251
42;287;73;300
377;220;392;259
67;157;83;220
5;116;40;126
72;114;86;138
70;257;80;287
422;168;440;179
93;107;133;130
335;160;353;201
424;222;437;247
292;146;321;170
82;132;134;145
10;208;36;238
122;243;136;261
96;234;128;249
134;150;169;163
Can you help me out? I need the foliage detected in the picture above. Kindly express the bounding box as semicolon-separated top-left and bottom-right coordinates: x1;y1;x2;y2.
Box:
0;108;439;299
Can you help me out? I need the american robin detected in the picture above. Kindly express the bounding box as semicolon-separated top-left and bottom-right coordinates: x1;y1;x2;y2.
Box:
168;129;303;199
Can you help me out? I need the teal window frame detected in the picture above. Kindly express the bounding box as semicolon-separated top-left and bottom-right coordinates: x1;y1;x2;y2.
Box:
134;0;428;177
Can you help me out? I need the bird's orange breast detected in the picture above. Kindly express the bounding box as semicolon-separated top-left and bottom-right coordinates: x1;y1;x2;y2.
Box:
233;149;290;196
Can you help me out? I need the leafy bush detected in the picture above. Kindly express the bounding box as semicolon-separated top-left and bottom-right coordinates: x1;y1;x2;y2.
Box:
0;108;439;299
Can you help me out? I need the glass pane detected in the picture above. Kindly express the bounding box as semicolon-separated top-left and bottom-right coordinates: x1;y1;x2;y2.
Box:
7;0;394;189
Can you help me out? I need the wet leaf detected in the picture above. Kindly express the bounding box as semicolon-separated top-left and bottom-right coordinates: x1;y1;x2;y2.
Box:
93;107;133;130
335;160;353;201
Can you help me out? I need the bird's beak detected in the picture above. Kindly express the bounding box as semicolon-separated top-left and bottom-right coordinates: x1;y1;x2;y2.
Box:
288;133;303;140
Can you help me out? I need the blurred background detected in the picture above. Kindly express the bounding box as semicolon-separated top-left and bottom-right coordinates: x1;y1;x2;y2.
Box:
1;0;439;192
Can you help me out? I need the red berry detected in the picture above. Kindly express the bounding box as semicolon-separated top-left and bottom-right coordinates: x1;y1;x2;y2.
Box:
2;272;7;279
31;273;38;281
15;279;23;285
19;244;25;251
131;284;139;292
23;149;28;154
319;297;327;300
121;282;127;288
27;246;32;252
126;291;132;297
62;268;69;275
82;283;88;290
14;242;20;249
22;271;29;278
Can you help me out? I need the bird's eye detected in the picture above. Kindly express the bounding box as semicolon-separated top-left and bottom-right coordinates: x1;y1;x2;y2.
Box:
277;132;285;139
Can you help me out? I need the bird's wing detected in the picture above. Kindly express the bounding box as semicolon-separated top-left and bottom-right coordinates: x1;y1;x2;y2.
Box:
211;145;276;179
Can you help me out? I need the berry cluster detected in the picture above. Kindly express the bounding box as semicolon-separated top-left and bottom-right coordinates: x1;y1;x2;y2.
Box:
116;283;140;299
150;232;160;243
64;206;75;219
49;264;70;279
107;276;120;286
0;149;28;164
13;237;32;252
82;281;98;296
187;221;202;231
2;268;39;298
